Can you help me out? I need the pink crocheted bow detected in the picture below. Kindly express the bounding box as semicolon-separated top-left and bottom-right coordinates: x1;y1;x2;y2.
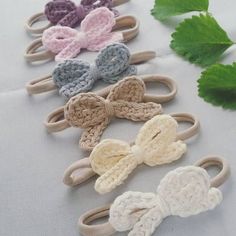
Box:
42;7;123;61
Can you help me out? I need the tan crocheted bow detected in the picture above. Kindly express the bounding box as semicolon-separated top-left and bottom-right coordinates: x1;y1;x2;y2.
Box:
89;115;187;194
64;77;162;150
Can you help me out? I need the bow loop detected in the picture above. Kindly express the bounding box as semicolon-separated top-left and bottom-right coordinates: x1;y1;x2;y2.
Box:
45;0;77;24
134;115;187;166
96;43;137;83
90;139;131;175
81;7;115;37
107;77;162;122
42;26;78;53
65;93;109;128
81;7;123;51
156;166;223;217
107;76;145;102
53;60;96;98
58;6;86;27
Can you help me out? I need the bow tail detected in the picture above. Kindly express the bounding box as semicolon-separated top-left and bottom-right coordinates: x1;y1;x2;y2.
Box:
94;154;138;194
128;205;164;236
115;102;163;122
109;191;157;232
55;40;82;61
59;73;95;98
79;118;110;151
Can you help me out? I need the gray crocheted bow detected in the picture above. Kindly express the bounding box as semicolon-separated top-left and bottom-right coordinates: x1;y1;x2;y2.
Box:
52;43;137;98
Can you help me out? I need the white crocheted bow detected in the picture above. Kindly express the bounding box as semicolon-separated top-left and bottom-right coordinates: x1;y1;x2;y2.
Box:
109;166;223;236
90;115;187;194
42;7;123;61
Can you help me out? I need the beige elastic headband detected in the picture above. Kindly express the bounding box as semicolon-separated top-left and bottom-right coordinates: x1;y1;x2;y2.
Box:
63;112;199;187
194;155;230;188
171;112;200;141
25;51;156;95
45;75;177;133
24;15;139;62
78;155;230;236
25;0;130;35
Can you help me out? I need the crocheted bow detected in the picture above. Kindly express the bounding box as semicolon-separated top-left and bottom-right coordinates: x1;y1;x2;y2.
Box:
89;115;187;194
109;166;223;236
53;43;137;98
64;77;162;150
42;7;123;61
45;0;118;27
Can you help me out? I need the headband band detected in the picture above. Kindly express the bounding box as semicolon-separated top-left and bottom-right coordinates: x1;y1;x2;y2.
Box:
44;75;177;134
194;155;230;188
63;113;199;189
26;43;156;97
170;112;200;141
78;205;115;236
24;8;139;62
25;0;130;35
78;155;230;236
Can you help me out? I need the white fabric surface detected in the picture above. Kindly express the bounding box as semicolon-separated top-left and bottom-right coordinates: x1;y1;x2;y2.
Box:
0;0;235;235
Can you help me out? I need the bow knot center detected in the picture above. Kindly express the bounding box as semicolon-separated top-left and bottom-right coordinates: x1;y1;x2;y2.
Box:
131;145;145;165
153;195;170;218
89;64;101;81
104;100;115;118
76;31;88;48
76;5;86;20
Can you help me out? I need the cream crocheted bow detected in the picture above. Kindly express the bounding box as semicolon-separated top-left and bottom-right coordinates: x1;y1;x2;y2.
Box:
78;156;230;236
63;113;199;189
90;114;187;194
46;76;169;150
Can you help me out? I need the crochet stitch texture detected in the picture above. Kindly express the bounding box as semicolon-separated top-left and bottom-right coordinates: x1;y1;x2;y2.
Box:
42;7;123;61
64;77;162;150
90;114;187;194
109;166;222;236
45;0;118;28
53;43;137;98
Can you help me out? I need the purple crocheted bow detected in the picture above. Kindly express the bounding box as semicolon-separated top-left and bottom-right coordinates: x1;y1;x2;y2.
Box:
45;0;119;28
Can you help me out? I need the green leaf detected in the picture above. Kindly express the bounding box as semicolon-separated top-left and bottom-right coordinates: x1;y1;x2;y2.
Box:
198;63;236;110
170;14;234;67
151;0;209;20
